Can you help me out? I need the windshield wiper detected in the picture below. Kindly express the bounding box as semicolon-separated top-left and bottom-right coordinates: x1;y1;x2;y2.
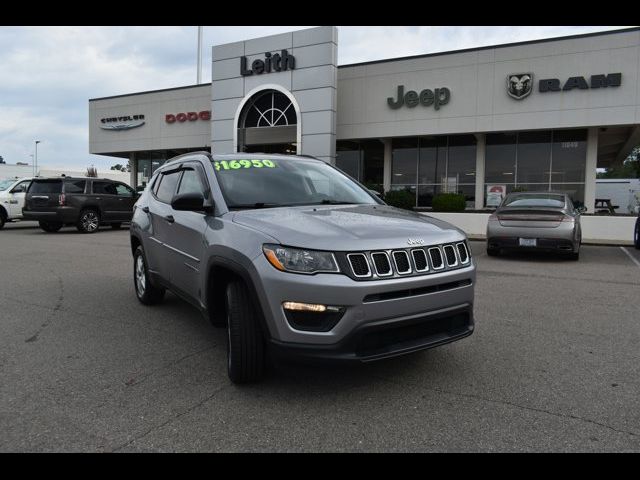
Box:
228;203;283;210
313;200;356;205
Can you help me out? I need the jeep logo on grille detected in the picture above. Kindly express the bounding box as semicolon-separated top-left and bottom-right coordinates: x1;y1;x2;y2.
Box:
407;238;425;245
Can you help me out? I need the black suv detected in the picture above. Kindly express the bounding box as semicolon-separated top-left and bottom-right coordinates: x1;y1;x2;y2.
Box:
23;177;137;233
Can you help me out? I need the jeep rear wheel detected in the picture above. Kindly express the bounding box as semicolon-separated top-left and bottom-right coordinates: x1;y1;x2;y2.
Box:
133;245;165;305
225;280;265;384
39;221;62;232
77;209;100;233
0;212;5;229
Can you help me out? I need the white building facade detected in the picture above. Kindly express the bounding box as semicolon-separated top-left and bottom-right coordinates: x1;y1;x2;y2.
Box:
89;26;640;213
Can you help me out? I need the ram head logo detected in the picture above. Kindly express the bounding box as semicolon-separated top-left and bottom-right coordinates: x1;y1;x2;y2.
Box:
507;73;533;100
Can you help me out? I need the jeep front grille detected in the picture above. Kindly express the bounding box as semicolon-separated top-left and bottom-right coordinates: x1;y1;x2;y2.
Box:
371;252;392;276
344;242;470;280
347;253;371;277
412;249;429;272
443;244;458;267
429;247;444;270
456;242;470;264
392;251;412;274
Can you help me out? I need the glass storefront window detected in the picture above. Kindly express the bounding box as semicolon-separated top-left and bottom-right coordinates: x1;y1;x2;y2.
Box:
336;140;384;190
484;129;587;207
485;133;517;184
361;140;384;189
418;137;446;184
391;137;419;186
517;131;552;184
551;130;587;183
447;135;477;183
392;135;477;209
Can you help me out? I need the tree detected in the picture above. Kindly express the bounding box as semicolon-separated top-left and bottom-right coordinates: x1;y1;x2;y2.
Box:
597;145;640;179
0;155;4;164
86;166;98;177
110;160;130;172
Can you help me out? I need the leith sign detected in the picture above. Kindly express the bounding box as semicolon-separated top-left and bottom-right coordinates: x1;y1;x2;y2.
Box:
240;50;296;76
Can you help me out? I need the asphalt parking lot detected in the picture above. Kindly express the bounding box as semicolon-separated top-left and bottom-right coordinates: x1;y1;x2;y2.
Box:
1;221;639;452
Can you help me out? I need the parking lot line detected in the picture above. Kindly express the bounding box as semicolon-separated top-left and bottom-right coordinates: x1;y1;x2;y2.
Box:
620;247;640;270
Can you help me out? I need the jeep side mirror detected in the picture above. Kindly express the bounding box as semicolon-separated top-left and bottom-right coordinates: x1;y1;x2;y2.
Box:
171;192;208;212
576;206;587;214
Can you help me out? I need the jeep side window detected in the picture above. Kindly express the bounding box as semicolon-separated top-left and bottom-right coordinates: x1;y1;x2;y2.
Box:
155;171;181;204
176;164;209;199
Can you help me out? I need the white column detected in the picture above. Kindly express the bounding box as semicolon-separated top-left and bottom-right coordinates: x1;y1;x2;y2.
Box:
383;138;392;192
584;127;598;213
129;153;136;188
474;133;486;210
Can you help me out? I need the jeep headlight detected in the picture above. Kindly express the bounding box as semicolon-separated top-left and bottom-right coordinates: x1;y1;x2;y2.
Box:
262;244;340;274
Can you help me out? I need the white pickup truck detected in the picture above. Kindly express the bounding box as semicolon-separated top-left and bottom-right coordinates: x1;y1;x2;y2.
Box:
0;177;33;229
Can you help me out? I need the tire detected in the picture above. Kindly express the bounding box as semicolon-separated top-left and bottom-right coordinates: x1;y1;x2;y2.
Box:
486;247;499;257
133;245;165;305
635;219;640;250
568;250;580;261
39;221;62;233
77;209;100;233
225;280;265;384
111;223;122;230
0;213;5;229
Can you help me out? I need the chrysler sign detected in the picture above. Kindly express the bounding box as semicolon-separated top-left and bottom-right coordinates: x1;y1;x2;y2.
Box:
100;115;145;131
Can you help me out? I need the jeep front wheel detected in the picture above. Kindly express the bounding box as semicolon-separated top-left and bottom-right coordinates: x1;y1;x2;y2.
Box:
225;280;265;384
133;245;165;305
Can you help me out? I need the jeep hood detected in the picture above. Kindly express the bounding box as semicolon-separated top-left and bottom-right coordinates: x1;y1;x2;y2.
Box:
231;204;466;251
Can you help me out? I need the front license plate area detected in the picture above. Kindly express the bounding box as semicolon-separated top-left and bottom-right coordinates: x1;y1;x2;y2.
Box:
519;238;537;247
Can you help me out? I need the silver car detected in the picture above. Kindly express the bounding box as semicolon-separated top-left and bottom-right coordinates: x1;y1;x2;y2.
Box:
130;152;475;383
486;192;584;260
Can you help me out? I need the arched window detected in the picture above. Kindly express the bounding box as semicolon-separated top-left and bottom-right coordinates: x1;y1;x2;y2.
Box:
241;90;297;128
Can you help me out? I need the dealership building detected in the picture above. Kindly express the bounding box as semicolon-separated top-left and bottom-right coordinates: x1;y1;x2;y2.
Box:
89;26;640;213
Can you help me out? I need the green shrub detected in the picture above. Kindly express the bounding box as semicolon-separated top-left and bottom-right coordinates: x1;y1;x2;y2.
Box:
384;189;416;210
431;193;466;212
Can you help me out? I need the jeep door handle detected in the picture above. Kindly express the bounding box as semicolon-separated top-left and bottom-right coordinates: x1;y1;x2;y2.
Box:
164;215;175;223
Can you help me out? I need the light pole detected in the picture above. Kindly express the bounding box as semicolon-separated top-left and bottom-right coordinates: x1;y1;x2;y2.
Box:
197;26;203;84
34;140;41;176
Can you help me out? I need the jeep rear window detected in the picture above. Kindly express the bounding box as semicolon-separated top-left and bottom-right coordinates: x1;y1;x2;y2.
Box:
211;157;377;209
29;180;62;194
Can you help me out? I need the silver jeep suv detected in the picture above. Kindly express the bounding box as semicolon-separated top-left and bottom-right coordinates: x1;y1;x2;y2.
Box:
130;152;475;383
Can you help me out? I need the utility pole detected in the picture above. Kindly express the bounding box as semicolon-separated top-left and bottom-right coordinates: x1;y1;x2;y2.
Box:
197;26;203;84
35;140;41;176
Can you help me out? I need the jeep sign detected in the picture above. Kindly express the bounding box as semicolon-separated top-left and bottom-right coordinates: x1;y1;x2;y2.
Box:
387;85;451;110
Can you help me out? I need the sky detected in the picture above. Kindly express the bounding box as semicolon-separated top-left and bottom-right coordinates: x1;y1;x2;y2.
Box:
0;25;633;171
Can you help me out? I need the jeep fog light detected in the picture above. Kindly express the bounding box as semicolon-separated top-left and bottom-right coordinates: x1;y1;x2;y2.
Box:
282;302;345;332
283;302;327;312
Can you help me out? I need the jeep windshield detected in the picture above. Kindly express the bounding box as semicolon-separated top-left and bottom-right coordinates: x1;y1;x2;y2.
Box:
211;157;378;210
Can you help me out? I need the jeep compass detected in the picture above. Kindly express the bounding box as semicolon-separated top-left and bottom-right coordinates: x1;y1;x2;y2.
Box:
130;152;475;383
